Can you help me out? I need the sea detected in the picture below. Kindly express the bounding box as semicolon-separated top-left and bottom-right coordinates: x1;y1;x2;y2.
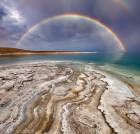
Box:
0;53;140;72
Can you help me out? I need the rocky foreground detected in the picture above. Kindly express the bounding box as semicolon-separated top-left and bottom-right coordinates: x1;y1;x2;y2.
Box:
0;61;139;134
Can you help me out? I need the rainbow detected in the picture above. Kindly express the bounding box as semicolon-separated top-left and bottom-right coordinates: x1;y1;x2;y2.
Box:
17;14;126;52
114;0;129;11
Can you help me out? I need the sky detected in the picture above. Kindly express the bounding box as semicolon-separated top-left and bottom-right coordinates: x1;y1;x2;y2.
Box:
0;0;140;54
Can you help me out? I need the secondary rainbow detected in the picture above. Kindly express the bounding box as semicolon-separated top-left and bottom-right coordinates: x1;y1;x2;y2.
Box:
114;0;129;11
17;14;126;52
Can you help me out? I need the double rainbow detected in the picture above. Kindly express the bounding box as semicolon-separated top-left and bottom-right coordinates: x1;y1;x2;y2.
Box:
17;14;126;52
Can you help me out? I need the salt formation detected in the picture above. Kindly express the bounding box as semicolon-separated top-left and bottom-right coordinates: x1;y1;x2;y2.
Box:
0;62;139;134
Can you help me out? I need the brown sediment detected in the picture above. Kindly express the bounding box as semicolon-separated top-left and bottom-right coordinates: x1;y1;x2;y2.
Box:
14;91;51;134
122;80;140;97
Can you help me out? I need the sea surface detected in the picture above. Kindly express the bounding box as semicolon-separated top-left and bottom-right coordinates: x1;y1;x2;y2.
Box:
0;53;139;71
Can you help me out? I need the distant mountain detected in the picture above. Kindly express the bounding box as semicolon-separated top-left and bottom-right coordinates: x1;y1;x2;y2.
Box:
0;47;32;54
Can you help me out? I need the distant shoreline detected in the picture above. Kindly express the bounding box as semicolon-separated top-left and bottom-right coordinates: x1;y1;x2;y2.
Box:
0;52;97;56
0;47;97;56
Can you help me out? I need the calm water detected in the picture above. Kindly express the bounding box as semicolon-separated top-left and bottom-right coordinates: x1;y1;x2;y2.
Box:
0;53;140;71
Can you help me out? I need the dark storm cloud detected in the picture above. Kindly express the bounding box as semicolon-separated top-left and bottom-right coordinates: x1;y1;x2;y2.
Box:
17;0;99;25
0;0;27;46
89;0;140;53
0;8;6;20
0;0;140;53
18;0;140;53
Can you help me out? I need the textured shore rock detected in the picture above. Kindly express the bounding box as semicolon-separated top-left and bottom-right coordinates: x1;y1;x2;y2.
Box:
0;62;139;134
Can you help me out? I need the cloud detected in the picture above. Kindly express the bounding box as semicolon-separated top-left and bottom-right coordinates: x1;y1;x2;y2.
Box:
0;0;140;53
0;0;27;46
0;0;26;26
0;8;6;20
